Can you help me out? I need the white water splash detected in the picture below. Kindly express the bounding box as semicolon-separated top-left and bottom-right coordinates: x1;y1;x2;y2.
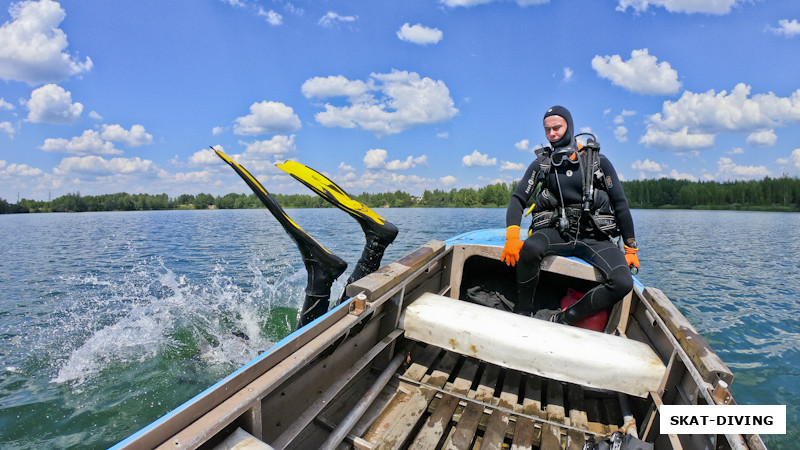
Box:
52;255;303;385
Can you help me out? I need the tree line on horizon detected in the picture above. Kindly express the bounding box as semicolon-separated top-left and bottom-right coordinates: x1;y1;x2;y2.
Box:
3;176;800;214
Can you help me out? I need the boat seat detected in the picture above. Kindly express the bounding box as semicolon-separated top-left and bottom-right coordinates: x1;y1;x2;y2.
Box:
399;293;666;398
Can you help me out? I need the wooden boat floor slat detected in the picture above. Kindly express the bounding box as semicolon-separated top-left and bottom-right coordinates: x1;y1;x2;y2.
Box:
363;342;626;450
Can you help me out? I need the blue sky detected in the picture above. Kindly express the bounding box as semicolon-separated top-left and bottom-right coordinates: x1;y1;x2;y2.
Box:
1;0;799;202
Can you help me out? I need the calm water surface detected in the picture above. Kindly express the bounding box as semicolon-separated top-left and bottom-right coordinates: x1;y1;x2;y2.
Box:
0;208;797;449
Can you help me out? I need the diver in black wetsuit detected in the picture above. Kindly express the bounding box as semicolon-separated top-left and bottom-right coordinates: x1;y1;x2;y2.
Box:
501;106;640;325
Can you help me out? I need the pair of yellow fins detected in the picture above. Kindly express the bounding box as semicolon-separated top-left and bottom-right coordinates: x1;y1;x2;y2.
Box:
212;148;398;324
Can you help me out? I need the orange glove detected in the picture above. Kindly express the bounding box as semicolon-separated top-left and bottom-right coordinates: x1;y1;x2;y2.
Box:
624;245;640;269
501;226;524;266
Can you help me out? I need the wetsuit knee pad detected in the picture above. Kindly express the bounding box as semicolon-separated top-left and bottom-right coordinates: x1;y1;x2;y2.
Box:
607;266;634;298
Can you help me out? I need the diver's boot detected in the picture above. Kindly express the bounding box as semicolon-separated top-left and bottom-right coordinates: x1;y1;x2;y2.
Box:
337;220;398;303
561;292;600;326
297;250;348;329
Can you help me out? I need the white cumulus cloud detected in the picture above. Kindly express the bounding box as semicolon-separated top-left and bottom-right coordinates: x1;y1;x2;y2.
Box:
613;110;636;124
53;155;159;176
26;83;83;124
301;75;372;99
776;149;800;170
668;170;698;182
233;101;301;135
640;126;715;150
462;150;497;167
716;157;770;180
641;83;800;150
440;175;458;185
397;23;443;45
318;11;356;27
0;160;43;176
240;134;296;159
562;67;573;83
189;148;220;165
592;49;681;95
364;149;388;169
766;19;800;37
614;125;629;142
0;0;92;84
745;129;777;147
362;149;426;170
40;129;122;155
39;123;152;156
258;9;282;25
1;121;15;138
303;70;458;136
385;156;415;171
440;0;549;7
631;158;663;173
500;161;525;171
338;162;356;172
515;139;530;151
172;170;211;184
385;155;428;171
615;0;743;15
100;124;153;147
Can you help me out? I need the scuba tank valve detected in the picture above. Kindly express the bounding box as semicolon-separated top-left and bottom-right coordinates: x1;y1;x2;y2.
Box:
577;133;599;213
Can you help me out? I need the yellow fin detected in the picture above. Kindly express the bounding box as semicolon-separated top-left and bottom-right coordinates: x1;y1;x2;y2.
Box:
212;148;335;256
276;160;387;226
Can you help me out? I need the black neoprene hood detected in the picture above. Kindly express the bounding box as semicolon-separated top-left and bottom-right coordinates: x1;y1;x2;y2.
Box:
543;105;574;149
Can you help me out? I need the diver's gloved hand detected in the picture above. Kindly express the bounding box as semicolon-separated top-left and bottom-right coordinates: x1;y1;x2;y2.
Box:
624;242;640;269
501;226;524;266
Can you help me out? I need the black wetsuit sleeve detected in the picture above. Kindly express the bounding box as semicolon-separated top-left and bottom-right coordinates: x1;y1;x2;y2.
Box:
599;155;635;242
506;159;541;227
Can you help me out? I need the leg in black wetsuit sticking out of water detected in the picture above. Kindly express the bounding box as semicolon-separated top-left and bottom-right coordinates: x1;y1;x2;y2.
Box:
214;149;397;329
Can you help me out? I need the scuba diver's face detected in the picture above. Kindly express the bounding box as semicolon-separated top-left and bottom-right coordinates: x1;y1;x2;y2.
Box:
544;115;568;143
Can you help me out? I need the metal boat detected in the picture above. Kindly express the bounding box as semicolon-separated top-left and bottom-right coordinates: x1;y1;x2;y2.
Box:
114;228;766;450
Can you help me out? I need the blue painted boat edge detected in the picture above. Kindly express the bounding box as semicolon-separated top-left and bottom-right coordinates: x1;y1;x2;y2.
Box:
444;228;505;247
110;300;351;448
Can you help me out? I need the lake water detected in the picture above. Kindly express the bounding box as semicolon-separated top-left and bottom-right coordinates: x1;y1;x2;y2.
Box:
0;208;797;449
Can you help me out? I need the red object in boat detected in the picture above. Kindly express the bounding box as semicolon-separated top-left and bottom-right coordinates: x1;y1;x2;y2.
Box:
560;288;609;332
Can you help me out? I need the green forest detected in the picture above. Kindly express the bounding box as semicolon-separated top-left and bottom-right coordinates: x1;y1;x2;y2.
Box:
2;176;800;214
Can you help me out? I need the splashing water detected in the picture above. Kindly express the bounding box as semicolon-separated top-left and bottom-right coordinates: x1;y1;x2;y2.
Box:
51;253;305;386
